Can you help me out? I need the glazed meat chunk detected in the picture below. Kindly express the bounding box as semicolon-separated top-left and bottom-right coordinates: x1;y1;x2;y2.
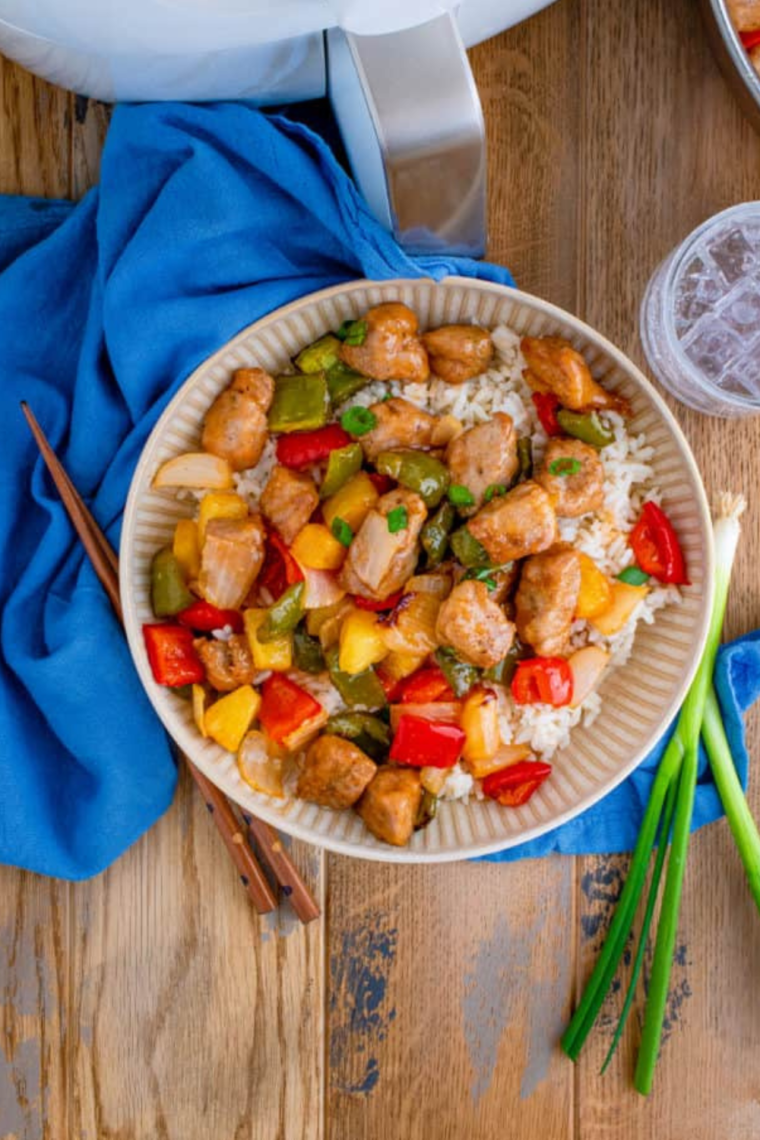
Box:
297;736;377;810
515;549;581;657
194;634;256;693
521;336;629;414
201;367;274;471
198;514;266;610
357;767;423;847
727;0;760;30
340;303;430;382
535;437;605;518
435;580;515;669
467;481;557;564
421;324;493;383
360;397;437;464
259;465;319;546
339;489;427;601
445;413;518;516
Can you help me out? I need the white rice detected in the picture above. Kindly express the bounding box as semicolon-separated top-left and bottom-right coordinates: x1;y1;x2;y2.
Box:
200;324;681;793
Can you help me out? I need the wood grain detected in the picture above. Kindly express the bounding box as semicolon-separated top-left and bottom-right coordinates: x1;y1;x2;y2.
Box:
3;0;760;1134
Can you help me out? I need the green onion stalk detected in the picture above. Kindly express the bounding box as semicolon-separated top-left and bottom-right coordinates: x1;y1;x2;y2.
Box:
562;492;760;1095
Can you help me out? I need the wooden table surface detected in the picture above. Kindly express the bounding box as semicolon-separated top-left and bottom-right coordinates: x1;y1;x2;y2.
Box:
2;1;760;1137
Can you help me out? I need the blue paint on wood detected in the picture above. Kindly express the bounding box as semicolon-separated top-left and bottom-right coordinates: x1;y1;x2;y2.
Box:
329;911;397;1096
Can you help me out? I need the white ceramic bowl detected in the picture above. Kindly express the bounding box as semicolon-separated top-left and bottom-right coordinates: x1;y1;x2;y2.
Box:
121;278;714;863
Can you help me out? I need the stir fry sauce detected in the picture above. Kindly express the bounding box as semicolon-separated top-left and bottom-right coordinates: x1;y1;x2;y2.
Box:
146;304;687;846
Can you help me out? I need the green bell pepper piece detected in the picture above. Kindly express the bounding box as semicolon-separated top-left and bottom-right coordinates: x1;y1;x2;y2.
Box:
325;646;387;709
294;334;342;374
151;547;194;617
326;362;369;406
555;409;615;449
434;647;481;698
617;565;650;586
516;437;533;482
320;442;363;499
414;789;438;831
450;526;492;568
324;712;391;762
268;373;329;433
376;449;450;508
257;582;306;643
293;627;326;673
421;501;457;567
483;644;522;686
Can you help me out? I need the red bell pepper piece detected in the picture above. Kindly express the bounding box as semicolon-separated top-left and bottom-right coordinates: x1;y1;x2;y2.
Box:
398;665;455;704
376;666;404;703
740;29;760;50
353;590;404;612
368;472;395;495
258;673;322;745
629;501;689;585
143;623;205;687
176;600;244;634
531;392;563;436
276;424;351;469
257;532;305;601
511;657;573;707
389;714;465;769
482;760;553;806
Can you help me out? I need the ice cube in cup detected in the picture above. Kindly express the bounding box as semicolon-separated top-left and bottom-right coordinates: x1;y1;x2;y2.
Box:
707;226;756;284
640;202;760;416
683;325;743;380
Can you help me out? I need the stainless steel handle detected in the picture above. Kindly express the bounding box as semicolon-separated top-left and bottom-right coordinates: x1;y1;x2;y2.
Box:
327;12;487;257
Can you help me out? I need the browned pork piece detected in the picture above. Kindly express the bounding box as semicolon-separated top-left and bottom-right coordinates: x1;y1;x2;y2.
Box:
201;367;274;471
340;302;430;382
515;548;582;657
194;634;256;693
259;465;319;546
296;735;377;810
339;489;427;601
359;397;437;464
727;0;760;30
357;767;423;847
421;324;494;383
435;580;515;669
467;480;557;564
535;437;605;518
445;413;518;516
521;336;629;414
198;514;266;610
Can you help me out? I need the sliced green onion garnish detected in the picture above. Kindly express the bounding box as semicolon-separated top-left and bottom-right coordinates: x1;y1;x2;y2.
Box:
617;565;650;585
336;319;368;346
484;483;507;503
548;457;582;477
386;506;408;534
448;484;475;507
331;517;354;547
340;406;377;436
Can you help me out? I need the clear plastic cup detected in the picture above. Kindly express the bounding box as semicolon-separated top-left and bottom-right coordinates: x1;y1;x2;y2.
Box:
640;202;760;416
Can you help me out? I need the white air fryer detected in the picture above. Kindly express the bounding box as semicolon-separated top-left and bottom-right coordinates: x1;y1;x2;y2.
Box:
0;1;555;255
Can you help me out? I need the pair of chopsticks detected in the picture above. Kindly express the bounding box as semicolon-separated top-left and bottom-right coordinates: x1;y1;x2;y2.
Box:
21;401;319;925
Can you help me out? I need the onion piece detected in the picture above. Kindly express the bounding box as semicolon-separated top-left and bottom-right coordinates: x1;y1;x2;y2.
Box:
292;558;346;610
153;451;233;490
568;645;610;708
237;730;285;798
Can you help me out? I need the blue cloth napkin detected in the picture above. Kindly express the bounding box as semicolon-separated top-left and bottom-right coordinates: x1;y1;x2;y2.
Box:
0;102;754;879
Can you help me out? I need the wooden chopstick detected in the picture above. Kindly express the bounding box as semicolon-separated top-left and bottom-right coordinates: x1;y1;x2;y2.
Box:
242;812;321;924
21;400;289;917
